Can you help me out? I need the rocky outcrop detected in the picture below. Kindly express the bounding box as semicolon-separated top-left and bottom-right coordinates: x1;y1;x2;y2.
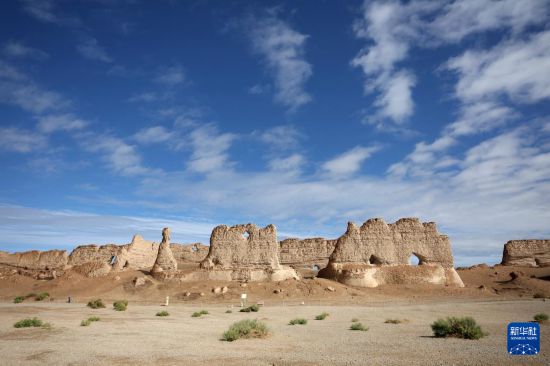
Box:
199;223;298;281
0;249;68;270
279;238;337;269
501;240;550;267
152;228;178;273
319;218;464;288
69;244;121;266
112;235;159;271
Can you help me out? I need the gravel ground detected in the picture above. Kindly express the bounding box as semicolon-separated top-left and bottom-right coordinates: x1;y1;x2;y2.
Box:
0;299;548;365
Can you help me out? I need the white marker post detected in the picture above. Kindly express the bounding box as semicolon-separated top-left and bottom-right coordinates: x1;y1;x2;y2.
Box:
165;296;169;306
240;293;247;307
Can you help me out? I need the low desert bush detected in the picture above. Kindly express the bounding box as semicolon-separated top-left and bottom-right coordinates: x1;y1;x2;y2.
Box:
315;312;329;320
81;316;100;326
87;299;105;309
351;318;359;322
534;313;548;323
35;292;50;301
13;296;25;304
533;292;547;299
240;305;259;313
222;319;269;342
350;322;369;331
385;318;408;324
14;317;43;328
431;317;486;340
226;310;232;313
192;310;209;317
288;318;307;325
113;300;128;311
156;311;170;317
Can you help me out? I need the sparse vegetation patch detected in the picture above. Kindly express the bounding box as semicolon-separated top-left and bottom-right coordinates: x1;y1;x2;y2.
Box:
431;317;486;340
289;318;307;325
13;296;25;304
240;305;259;313
192;310;209;317
533;313;548;324
113;300;128;311
350;322;369;331
156;311;169;317
35;292;50;301
315;312;329;320
222;319;269;342
14;317;44;328
87;299;106;309
385;318;408;324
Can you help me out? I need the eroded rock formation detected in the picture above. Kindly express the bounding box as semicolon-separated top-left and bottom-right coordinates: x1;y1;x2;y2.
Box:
0;249;68;270
199;224;298;281
319;218;464;288
151;228;178;274
279;238;337;269
501;240;550;267
170;243;209;264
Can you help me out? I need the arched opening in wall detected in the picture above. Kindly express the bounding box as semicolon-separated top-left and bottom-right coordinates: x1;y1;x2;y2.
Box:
409;253;422;265
242;231;250;239
369;255;383;265
109;255;117;265
191;245;198;252
312;264;320;272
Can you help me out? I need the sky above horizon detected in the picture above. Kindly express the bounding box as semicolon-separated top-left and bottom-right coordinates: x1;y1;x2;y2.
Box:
1;0;549;266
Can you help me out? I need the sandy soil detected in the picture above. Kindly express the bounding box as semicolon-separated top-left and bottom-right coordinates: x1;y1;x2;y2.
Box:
0;300;548;365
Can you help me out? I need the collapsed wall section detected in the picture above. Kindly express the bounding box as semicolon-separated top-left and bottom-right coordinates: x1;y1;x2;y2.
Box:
279;238;336;268
501;240;550;267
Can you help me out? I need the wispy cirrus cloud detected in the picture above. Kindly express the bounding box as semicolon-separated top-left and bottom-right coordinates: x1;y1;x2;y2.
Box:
77;37;112;63
245;9;313;112
3;41;49;60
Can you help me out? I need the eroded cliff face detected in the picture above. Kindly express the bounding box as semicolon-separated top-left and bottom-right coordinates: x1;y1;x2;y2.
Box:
501;240;550;267
199;224;298;281
319;218;463;288
0;249;68;270
279;238;336;268
170;243;209;264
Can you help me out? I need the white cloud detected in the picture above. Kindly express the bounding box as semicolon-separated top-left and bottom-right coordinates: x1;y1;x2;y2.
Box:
247;11;312;111
37;113;88;133
77;38;112;63
21;0;81;26
187;124;236;174
133;126;174;145
258;125;302;150
268;153;305;173
352;0;549;127
0;204;214;252
447;30;550;103
248;84;270;95
154;65;185;86
0;126;47;153
80;134;152;176
322;146;381;177
128;91;173;103
3;41;48;60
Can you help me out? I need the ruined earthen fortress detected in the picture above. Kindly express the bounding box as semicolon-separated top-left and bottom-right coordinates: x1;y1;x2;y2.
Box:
1;217;546;287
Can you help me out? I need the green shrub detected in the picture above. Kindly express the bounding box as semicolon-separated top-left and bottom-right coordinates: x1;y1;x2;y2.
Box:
385;318;408;324
192;310;208;317
350;322;369;331
14;317;43;328
200;310;209;315
35;292;50;301
156;311;170;317
315;312;329;320
87;299;105;309
25;293;37;299
240;305;259;313
81;319;91;327
431;317;486;340
288;318;308;325
81;316;100;326
113;300;128;311
226;310;232;313
534;313;549;323
222;319;269;342
351;318;359;322
13;296;25;304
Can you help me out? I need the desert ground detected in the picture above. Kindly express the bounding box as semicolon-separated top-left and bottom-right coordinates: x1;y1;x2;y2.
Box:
0;265;549;365
0;299;548;366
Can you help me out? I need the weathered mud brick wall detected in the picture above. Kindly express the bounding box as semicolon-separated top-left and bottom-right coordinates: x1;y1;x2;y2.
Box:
501;240;550;267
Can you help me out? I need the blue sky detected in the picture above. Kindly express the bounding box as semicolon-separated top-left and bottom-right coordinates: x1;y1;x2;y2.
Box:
1;0;549;266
